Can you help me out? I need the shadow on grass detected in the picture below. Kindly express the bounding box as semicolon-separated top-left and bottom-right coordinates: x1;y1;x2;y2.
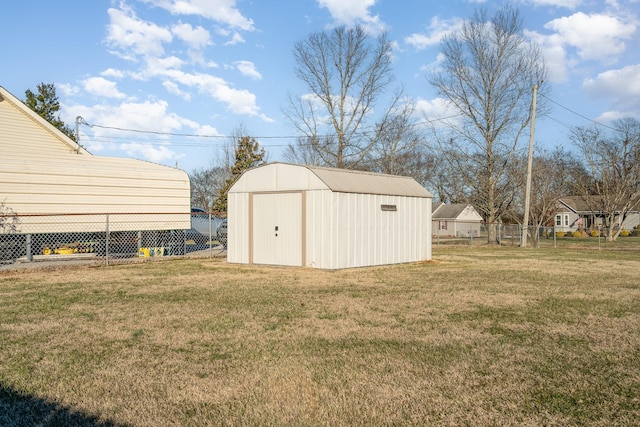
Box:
0;384;126;427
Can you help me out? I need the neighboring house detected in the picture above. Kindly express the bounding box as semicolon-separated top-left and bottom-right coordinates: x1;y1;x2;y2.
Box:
227;162;433;269
0;85;191;256
555;196;640;233
432;203;483;238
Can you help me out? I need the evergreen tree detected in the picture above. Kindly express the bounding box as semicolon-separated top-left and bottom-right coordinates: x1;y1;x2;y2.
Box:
25;83;77;141
212;136;266;212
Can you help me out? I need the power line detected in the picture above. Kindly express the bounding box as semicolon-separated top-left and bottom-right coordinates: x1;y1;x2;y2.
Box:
81;113;465;142
538;93;624;133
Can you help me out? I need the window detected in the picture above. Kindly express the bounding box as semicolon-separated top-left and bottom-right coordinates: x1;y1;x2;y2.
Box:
440;221;447;230
381;204;397;211
556;214;569;227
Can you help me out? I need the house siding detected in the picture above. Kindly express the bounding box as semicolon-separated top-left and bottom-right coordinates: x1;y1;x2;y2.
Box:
0;86;191;234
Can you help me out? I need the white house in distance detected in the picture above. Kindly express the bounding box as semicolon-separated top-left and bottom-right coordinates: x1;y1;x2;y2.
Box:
0;85;191;235
227;162;433;269
554;196;640;234
432;203;483;238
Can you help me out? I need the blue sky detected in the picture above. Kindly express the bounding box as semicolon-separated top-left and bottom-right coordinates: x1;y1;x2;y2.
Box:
3;0;639;173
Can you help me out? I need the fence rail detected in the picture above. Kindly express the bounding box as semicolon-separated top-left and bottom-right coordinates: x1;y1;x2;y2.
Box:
0;212;227;266
3;214;639;267
433;222;640;249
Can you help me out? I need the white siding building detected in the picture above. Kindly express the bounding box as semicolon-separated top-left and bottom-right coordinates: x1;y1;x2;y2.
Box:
227;163;432;269
0;85;191;234
432;203;484;238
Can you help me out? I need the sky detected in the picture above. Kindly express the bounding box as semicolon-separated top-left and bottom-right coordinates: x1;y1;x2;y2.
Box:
2;0;639;174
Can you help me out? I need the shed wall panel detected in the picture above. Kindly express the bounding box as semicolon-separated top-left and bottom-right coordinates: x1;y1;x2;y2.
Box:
227;192;250;264
305;191;431;269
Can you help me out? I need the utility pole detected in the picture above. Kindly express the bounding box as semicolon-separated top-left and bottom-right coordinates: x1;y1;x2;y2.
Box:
521;84;538;247
75;116;86;154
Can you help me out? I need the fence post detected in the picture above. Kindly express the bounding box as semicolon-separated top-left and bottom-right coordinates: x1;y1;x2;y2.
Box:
26;234;32;262
209;211;213;259
105;214;110;267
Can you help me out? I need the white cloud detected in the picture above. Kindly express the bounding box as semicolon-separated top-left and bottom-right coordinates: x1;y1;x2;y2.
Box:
316;0;384;32
154;69;272;120
235;61;262;80
121;142;184;164
81;77;126;99
162;80;191;100
405;17;463;50
543;12;635;62
57;83;80;97
101;68;125;78
526;11;636;83
415;97;460;128
526;0;582;8
105;6;173;60
583;64;640;116
525;30;571;83
141;0;255;31
74;99;188;160
171;22;211;49
224;32;245;46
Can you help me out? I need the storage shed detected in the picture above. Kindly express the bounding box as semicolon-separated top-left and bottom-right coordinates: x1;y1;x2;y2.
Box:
227;162;432;269
0;85;191;234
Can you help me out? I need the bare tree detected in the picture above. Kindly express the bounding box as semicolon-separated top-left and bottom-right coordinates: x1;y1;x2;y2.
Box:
283;136;333;167
285;25;394;169
570;118;640;241
509;147;583;246
189;165;228;211
429;6;548;244
369;93;426;175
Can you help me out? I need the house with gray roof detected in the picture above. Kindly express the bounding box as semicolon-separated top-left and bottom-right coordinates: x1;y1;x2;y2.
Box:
432;203;483;238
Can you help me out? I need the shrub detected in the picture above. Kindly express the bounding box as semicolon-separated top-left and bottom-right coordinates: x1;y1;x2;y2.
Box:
556;231;565;238
619;230;631;237
591;229;599;237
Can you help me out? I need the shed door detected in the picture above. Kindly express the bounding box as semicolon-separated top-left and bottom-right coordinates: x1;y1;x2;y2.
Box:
252;192;302;266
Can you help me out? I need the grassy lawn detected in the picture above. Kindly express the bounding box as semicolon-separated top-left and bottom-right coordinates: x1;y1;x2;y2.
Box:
1;247;639;426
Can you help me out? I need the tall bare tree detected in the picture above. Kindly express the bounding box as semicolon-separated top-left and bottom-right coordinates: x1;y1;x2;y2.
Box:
509;147;584;246
189;165;228;211
369;94;426;175
285;25;394;169
570;118;640;241
429;6;548;244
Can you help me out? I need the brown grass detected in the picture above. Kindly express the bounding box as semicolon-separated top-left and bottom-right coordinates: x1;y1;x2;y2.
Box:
1;247;639;426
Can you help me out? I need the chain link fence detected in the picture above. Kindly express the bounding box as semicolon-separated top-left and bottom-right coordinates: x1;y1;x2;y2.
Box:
0;211;227;266
433;221;640;249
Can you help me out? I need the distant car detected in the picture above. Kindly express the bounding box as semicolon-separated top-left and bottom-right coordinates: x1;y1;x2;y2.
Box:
216;219;227;248
190;208;215;236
